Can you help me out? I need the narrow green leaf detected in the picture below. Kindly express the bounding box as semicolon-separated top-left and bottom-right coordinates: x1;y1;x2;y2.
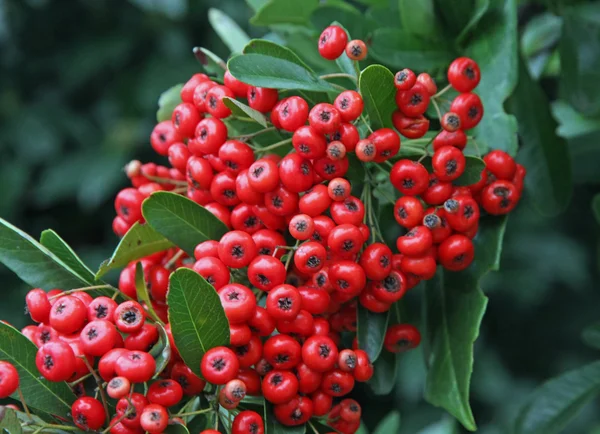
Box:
96;222;173;278
246;0;269;12
593;194;600;224
582;321;600;349
465;0;518;155
251;0;319;26
506;59;572;216
370;29;453;72
520;12;562;58
223;97;268;127
559;4;600;117
142;191;228;256
423;269;487;432
208;8;251;54
0;322;76;416
399;0;436;37
0;217;91;290
40;229;96;283
0;407;23;434
149;323;172;379
368;349;397;395
456;0;490;44
243;39;313;71
551;100;600;139
515;361;600;434
167;268;230;377
358;65;396;130
156;84;183;123
135;262;163;324
228;54;337;92
356;305;389;362
193;47;226;79
373;411;401;434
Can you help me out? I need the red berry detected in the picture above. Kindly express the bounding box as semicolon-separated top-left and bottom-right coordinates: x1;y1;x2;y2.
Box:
392;111;429;139
116;392;148;428
106;376;130;399
206;85;234;118
247;87;278;113
115;350;156;383
49;295;87;334
147;379;183;407
25;289;51;323
299;185;332;217
224;70;250;97
171;362;206;395
433;129;468;151
218;231;258;268
432;145;466;182
192;117;228;155
417;72;437;95
181;73;209;103
201;346;240;385
114;300;146;334
309;103;341;135
394;68;416;91
390;159;429;196
36;341;77;382
262;370;299;404
79;319;119;356
441;111;461;132
232;410;264;434
396;83;430;117
318;25;348;60
218;284;257;324
279;153;315;193
353;349;373;382
140;404;169;434
71;397;106;430
150;121;180;156
263;334;302;370
359;242;393;281
483;149;517;180
384;324;421;353
438;234;475;271
355;139;376;162
276;96;309;132
450;92;483;130
172;102;200;138
266;284;302;321
292;125;327;159
274;395;313;426
0;362;19;398
321;369;354;397
480;180;520;215
302;335;338;372
448;57;481;92
394;196;424;228
345;39;368;61
334;90;364;122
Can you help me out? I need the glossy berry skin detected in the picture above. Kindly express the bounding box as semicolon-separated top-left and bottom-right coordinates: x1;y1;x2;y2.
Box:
172;102;200;138
72;397;106;430
359;242;392;280
327;223;363;258
318;25;348;60
433;129;467;151
140;404;169;434
274;395;313;426
0;361;19;398
276;96;309;132
115;350;156;384
247;87;278;113
417;72;437;95
299;185;331;217
321;369;355;397
396;83;430;117
79;319;119;356
98;348;128;382
201;347;240;385
106;376;131;399
224;70;250;97
171;362;206;395
49;295;87;334
481;180;520;215
448;57;481;92
390;159;429;196
206;84;234;118
441;112;461;132
432;145;466;182
218;284;257;324
181;73;209;103
394;68;416;91
438;234;475;271
353;349;373;382
396;226;433;257
88;296;118;322
330;196;365;226
369;128;400;163
248;255;286;291
484;149;517;180
394;196;424;228
294;241;327;275
292;126;327;159
345;39;367;60
232;410;265;434
302;335;338;372
392;111;429;139
289;214;315;240
340;399;362;423
329;260;366;297
192;117;228;155
114;300;146;334
279;154;314;193
219;140;255;175
450;92;484;130
445;195;480;232
147;379;183;407
263;334;302;370
334;90;364;122
384;324;421;353
266;284;302;321
36;342;76;382
150;121;179;156
262;370;299;404
218;230;257;268
309;103;341;135
328;177;351;202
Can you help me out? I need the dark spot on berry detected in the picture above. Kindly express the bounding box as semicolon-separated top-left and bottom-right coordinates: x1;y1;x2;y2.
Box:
444;199;459;213
344;200;358;212
278;297;293;311
319;110;331;122
212;357;226;371
410;93;423;106
380;255;390;268
44;354;54;369
319;344;331;358
257;274;270;286
306;255;321;269
298;143;310;154
122;309;139;324
252;165;264;178
86;327;98;341
464;205;474;219
274;354;289;364
270;373;283;386
340;98;349;110
383;275;400;293
398;207;408;219
223;189;235;199
324;163;336;175
445;159;457;175
454;253;465;263
272;196;283;208
259;247;272;255
231;245;244;259
465;65;475;80
337;279;349;289
333;185;345;197
423;214;441;229
227;290;240;301
468;106;479;119
402;178;415;189
342;240;354;251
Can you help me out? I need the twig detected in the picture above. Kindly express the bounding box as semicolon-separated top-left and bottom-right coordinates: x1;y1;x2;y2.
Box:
17;387;32;421
79;356;110;424
431;98;443;120
319;73;357;82
232;127;276;141
256;138;292;153
165;250;185;269
433;83;452;99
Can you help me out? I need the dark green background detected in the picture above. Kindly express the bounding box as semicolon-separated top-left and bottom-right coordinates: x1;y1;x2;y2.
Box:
1;0;599;433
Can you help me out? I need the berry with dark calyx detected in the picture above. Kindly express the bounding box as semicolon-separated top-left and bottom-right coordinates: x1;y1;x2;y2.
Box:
438;234;475;271
262;370;298;404
276;96;309;132
115;350;156;384
147;379;184;407
309;103;342;135
201;346;240;385
416;72;437;95
355;139;376;162
396;83;431;117
394;68;416;91
206;84;234;118
36;341;76;382
392;110;430;139
224;69;249;97
140;404;169;434
71;397;106;430
481;180;520;215
318;25;348;60
432;145;466;182
433;129;467;151
390;159;429;196
114;300;146;334
483;149;517;180
441;111;461;132
384;324;421;353
247;87;279;113
345;39;368;61
107;376;131;399
334;90;364;123
450;92;484;130
448;57;481;92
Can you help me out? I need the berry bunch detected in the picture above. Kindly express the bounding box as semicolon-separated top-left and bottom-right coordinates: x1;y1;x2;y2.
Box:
1;25;526;434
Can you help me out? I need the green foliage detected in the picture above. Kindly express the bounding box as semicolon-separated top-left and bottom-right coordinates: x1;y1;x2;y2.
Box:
39;230;96;283
149;323;172;378
356;305;389;362
167;268;230;378
373;411;401;434
208;8;251;54
142;191;229;256
358;65;396;130
223;97;269;127
135;262;163;324
156;84;183;122
0;407;22;434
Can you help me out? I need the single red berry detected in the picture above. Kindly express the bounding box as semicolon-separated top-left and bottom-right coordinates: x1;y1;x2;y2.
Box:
266;284;302;321
248;255;286;292
218;230;258;268
390;159;429;196
353;349;373;382
329;260;366;297
247;158;279;193
448;57;481;92
481;180;520;215
312;391;333;416
292;125;327;159
422;174;453;205
191;117;228;155
98;348;128;382
232;410;264;434
218;283;257;324
309;103;342;135
483;149;517;180
396;83;430;117
201;347;240;385
334;90;364;122
298;286;330;315
444;195;480;232
218;140;255;175
396;226;433;256
36;341;76;382
321;369;355;397
264;185;300;217
172;102;201;138
294;241;327;275
193;257;230;290
106;376;131;399
302;335;338;372
327;224;363;258
298;185;331;218
247;87;279;113
262;370;299;404
330;196;365;226
326;140;347;161
327;178;351;202
432;145;466;182
355;139;376;162
394;68;416;91
392;110;429;139
276;96;309;132
274;395;313;426
369;128;401;163
417;72;437;95
450;92;483;130
224;69;250;97
114;300;146;334
72;396;106;430
0;362;19;398
279;153;315;193
263;334;302;370
441;111;461;132
318;25;348;60
116;392;148;428
359;242;393;281
330;122;360;151
140;404;169;434
115;350;155;383
438;234;475;271
147;379;183;407
345;39;368;61
192;80;216;112
289;214;315;240
340;398;362;423
398;252;437;280
433;129;468;151
49;295;87;335
171;362;206;395
206;85;234;118
181;73;209;103
312;155;349;181
394;196;424;228
25;289;51;323
150;121;180;156
79;319;119;357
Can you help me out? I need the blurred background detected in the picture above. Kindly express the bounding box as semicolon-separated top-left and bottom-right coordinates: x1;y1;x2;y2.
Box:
1;0;599;433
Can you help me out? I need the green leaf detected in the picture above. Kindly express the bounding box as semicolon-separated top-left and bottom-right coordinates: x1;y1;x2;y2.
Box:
167;268;230;377
142;191;229;256
243;39;313;71
559;4;600;117
423;269;487;432
356;305;389;362
456;0;490;44
521;12;562;58
250;0;319;26
149;323;172;379
222;97;268;127
368;349;397;395
506;59;572;216
310;3;369;41
514;361;600;434
593;194;600;224
0;407;23;434
208;8;250;54
551;100;600;139
193;47;226;79
433;0;475;38
399;0;436;37
582;321;600;349
0;322;76;416
331;22;358;78
156;84;183;123
135;262;163;324
40;229;96;283
0;217;92;290
163;422;191;434
373;411;401;434
96;222;173;278
358;65;396;130
370;29;453;72
465;0;518;155
228;54;336;92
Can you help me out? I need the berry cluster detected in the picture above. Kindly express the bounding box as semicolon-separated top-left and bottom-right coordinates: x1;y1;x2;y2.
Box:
1;25;526;434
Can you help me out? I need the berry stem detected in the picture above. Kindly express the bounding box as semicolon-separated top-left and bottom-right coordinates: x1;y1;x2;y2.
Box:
17;387;32;421
172;186;188;194
308;420;320;434
79;355;110;424
101;411;128;434
284;240;300;271
383;160;394;170
232;126;277;141
165;249;185;269
431;98;443;120
256;138;292;153
319;72;357;82
176;408;215;417
48;285;114;301
360;115;373;134
68;370;95;387
32;424;80;433
433;83;452;99
143;175;188;186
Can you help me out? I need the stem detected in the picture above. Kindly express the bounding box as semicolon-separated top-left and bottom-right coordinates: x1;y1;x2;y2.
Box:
360;115;373;134
17;387;32;421
319;72;357;82
232;127;276;141
48;285;113;300
431;98;443;120
308;420;320;434
257;138;292;153
32;424;80;433
284;240;299;271
383;160;394;170
172;186;188;194
372;183;396;205
79;356;110;423
433;83;452;99
102;412;128;434
165;250;185;270
143;175;187;186
371;162;390;176
68;371;95;387
403;137;433;146
471;137;482;158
